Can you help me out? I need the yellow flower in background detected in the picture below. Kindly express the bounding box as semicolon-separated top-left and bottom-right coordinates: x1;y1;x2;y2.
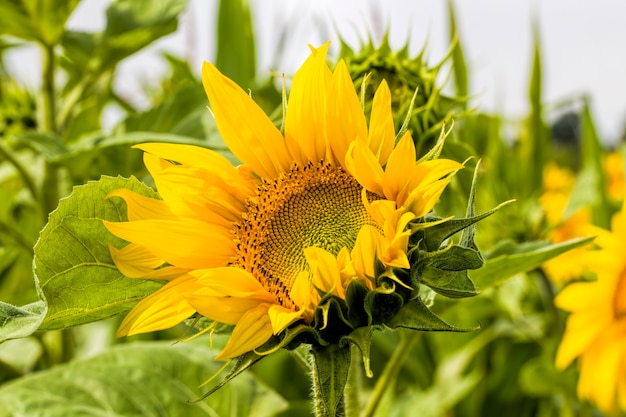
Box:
556;204;626;414
103;43;462;360
605;151;625;202
540;163;590;283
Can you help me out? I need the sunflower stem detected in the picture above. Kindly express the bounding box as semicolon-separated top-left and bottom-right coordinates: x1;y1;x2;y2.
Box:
362;330;417;417
310;345;350;417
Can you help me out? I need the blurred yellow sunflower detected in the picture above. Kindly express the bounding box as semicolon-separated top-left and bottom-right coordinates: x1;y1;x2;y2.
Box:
556;203;626;413
540;163;590;283
103;43;462;360
605;151;625;202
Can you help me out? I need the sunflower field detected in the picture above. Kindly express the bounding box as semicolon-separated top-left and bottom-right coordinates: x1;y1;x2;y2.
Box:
0;1;624;416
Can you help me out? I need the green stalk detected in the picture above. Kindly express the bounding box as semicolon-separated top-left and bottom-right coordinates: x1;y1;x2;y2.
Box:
0;141;39;201
39;42;60;220
362;331;418;417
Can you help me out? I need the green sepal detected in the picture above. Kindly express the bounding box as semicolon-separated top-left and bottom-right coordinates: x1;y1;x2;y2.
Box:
313;296;354;344
415;200;513;252
340;325;381;378
191;350;264;403
386;298;478;332
364;287;405;324
311;343;352;417
254;323;330;356
345;280;370;328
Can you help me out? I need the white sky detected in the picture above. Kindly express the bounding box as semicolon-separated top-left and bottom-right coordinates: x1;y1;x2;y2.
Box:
6;0;626;143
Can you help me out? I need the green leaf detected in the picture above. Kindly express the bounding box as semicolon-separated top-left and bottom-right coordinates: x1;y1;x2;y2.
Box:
100;0;188;69
0;337;287;417
0;0;80;45
10;131;67;160
216;0;256;88
311;343;351;417
33;176;164;331
118;84;209;138
471;237;594;289
0;301;45;342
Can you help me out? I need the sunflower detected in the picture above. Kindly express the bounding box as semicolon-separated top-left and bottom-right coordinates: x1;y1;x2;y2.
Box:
540;163;591;283
555;203;626;413
605;151;625;202
103;43;462;360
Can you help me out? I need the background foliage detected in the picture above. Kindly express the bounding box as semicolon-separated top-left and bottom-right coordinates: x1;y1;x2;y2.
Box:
0;0;623;416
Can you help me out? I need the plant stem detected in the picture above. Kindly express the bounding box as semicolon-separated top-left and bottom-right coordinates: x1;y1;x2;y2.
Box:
41;43;57;134
0;141;39;201
362;331;418;417
39;42;60;220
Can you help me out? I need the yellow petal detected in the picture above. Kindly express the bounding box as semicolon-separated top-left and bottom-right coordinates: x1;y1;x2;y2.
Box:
291;271;317;320
577;323;625;413
325;59;368;168
351;226;380;280
345;140;384;196
555;280;612;312
555;308;610;369
103;218;234;269
189;295;268;325
215;304;274;360
367;80;395;165
116;275;198;337
285;43;332;164
382;132;416;201
267;304;303;334
142;153;248;226
135;142;236;175
107;189;175;222
109;243;187;280
202;61;293;178
304;246;345;299
404;179;452;218
190;267;275;300
186;268;276;323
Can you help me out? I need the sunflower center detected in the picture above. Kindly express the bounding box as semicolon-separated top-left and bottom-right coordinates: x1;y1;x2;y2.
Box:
614;266;626;319
233;162;382;309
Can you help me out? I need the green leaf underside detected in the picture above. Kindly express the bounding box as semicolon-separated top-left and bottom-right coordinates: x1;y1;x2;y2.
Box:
33;176;164;332
0;302;46;342
0;337;287;417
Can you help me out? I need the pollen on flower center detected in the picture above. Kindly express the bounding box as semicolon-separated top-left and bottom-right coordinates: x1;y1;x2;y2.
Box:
232;162;382;309
614;267;626;319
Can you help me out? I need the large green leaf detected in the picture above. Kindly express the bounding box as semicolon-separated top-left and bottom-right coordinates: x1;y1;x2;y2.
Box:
0;337;287;417
471;237;593;289
0;0;80;45
32;176;164;332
